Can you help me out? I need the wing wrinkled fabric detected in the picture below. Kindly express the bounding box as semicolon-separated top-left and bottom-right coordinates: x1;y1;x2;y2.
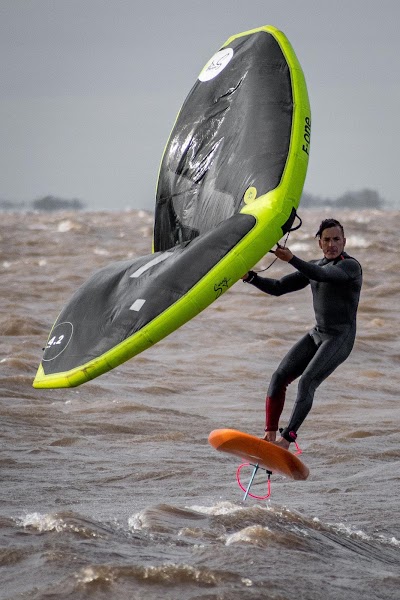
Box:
154;29;294;251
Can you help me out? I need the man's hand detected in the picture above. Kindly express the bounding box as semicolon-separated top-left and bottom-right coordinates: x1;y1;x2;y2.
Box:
274;244;293;262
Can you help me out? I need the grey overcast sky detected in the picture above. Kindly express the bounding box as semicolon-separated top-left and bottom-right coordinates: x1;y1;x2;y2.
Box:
1;0;399;210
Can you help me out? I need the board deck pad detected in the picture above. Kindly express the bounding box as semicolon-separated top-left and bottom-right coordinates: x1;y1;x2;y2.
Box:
208;428;309;480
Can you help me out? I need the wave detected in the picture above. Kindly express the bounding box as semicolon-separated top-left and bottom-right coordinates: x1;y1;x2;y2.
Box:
5;502;398;600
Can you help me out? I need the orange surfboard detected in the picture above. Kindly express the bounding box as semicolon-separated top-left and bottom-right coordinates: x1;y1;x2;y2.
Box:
208;429;309;481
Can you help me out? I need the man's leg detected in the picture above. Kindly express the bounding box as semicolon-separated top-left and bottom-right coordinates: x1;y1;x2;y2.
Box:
280;329;355;441
264;333;318;441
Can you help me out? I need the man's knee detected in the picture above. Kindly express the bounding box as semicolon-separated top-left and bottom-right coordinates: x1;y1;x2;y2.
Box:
268;369;290;396
297;374;319;407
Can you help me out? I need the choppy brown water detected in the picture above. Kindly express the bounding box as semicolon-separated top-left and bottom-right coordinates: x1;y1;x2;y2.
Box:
1;208;399;600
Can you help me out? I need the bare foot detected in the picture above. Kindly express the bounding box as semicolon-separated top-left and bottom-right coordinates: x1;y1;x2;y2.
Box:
263;431;276;442
271;437;290;450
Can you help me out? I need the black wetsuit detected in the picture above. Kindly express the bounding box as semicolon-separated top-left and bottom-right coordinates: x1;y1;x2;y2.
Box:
246;252;362;442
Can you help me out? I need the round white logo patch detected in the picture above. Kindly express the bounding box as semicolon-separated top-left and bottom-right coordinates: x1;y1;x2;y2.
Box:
198;48;234;82
42;321;73;361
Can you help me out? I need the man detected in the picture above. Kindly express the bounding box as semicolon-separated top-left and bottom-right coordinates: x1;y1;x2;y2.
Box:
242;218;362;449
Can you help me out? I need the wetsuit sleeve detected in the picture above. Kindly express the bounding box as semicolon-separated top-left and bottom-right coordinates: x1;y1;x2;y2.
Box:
289;256;361;283
248;271;310;296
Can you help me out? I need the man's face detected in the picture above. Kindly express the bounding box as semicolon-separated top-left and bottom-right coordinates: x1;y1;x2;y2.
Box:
318;226;346;260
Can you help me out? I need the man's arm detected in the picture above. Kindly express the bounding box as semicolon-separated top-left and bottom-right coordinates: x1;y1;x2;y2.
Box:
243;270;310;296
272;244;361;283
289;255;361;283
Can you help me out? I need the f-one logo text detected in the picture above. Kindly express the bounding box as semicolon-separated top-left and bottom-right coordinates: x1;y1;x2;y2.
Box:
302;116;311;155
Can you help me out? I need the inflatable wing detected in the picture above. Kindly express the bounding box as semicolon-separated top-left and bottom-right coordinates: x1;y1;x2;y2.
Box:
33;25;311;389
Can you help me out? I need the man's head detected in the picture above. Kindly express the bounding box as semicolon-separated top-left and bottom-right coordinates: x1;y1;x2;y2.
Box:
315;218;346;260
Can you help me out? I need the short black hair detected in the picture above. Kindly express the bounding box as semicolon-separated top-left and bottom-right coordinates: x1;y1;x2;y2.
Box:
315;218;344;238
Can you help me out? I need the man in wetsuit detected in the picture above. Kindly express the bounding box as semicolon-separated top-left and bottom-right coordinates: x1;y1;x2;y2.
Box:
242;218;362;449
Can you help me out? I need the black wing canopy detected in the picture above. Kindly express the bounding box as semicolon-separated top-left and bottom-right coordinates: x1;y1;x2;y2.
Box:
40;214;255;377
154;30;293;251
